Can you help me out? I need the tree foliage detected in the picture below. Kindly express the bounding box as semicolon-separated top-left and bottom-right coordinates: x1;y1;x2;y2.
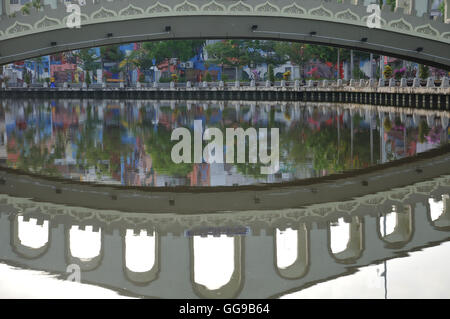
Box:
75;49;101;72
142;40;205;64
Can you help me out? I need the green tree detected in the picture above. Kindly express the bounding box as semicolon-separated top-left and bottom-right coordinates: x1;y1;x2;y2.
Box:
205;72;212;82
100;45;125;63
145;127;193;177
379;0;395;11
75;49;101;74
250;40;288;67
268;64;275;83
274;43;312;79
32;0;42;11
24;72;31;85
143;40;205;65
100;45;125;81
419;64;430;80
206;40;252;81
21;2;32;15
85;72;91;85
439;1;445;15
418;120;430;143
128;47;154;72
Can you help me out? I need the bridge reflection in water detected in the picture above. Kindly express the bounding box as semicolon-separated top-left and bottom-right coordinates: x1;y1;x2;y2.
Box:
0;174;449;298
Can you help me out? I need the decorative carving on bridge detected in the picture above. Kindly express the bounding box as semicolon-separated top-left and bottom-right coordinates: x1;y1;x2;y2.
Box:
335;9;360;21
35;16;60;29
336;201;359;213
255;2;280;13
281;3;306;16
91;7;117;20
6;21;33;34
361;195;386;206
414;181;439;195
174;1;199;12
389;18;413;31
311;206;334;217
415;24;439;37
201;1;226;12
97;213;122;224
119;4;144;16
308;5;333;18
228;1;253;13
68;210;95;222
147;2;171;14
123;216;149;226
388;188;413;202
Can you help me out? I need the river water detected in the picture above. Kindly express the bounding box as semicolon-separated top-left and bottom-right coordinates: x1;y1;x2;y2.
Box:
0;99;448;299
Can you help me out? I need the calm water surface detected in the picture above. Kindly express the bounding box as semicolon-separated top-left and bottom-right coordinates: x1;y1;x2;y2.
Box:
1;99;448;187
0;99;449;299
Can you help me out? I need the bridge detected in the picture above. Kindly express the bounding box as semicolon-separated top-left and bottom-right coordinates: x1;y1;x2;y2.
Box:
0;0;449;68
0;173;448;298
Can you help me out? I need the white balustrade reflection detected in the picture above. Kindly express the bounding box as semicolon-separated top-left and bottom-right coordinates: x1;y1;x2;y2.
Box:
193;235;234;290
125;229;156;273
69;225;101;261
276;228;298;269
17;216;49;249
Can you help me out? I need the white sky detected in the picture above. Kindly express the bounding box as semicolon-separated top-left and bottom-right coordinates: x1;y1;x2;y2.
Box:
18;216;49;249
330;218;351;254
69;226;101;260
276;228;298;269
0;263;133;299
193;235;234;290
125;229;156;273
282;241;450;299
429;197;445;221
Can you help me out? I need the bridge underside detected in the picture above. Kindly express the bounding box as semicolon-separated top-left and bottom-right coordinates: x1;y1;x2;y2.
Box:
1;15;450;69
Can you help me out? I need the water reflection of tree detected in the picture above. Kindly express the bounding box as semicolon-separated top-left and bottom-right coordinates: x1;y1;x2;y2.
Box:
144;125;193;177
298;114;378;174
75;107;109;177
8;124;61;176
418;120;430;144
76;106;133;178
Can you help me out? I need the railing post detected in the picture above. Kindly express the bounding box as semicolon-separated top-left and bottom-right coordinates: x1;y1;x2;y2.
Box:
446;0;450;23
1;0;11;16
395;0;415;15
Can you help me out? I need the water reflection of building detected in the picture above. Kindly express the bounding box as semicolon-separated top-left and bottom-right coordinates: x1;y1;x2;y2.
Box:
0;174;448;298
0;99;448;187
0;108;6;165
